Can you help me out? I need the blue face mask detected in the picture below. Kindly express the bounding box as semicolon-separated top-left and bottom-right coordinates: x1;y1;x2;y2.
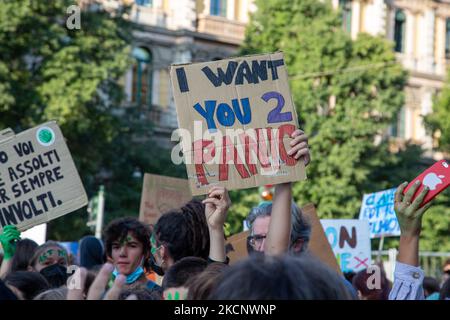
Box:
112;258;145;284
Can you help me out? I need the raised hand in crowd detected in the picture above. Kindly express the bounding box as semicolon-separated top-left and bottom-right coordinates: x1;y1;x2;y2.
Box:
288;129;310;166
202;186;231;263
67;263;136;300
265;129;311;256
394;181;433;266
389;181;434;300
0;225;21;278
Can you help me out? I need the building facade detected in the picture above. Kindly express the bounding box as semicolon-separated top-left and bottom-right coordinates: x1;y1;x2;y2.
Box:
333;0;450;158
113;0;255;146
113;0;449;157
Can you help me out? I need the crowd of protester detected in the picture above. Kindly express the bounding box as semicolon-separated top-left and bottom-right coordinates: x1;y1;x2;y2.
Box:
0;129;448;300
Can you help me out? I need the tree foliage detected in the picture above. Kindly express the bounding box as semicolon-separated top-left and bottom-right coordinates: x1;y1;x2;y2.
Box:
425;69;450;152
1;0;134;240
240;0;406;216
233;0;449;250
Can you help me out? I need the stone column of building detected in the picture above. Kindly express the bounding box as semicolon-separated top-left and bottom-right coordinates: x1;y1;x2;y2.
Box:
227;0;236;20
202;0;211;15
237;0;250;23
404;8;416;70
404;93;413;140
165;47;193;129
351;0;361;39
386;3;395;41
363;0;386;36
419;89;434;153
418;8;436;74
331;0;339;10
435;13;447;76
172;0;196;30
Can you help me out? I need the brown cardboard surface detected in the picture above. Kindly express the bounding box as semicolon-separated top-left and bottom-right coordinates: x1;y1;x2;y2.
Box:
138;173;192;227
225;230;250;265
0;121;88;232
170;52;306;195
302;203;342;275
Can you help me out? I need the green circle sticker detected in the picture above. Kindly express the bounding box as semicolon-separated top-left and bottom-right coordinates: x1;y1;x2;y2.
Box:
36;127;55;146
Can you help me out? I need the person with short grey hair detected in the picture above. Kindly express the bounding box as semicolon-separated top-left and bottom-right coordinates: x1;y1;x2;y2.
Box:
245;201;311;255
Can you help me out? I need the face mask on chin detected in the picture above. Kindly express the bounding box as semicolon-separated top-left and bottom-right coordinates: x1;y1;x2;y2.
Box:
112;257;145;285
40;264;68;288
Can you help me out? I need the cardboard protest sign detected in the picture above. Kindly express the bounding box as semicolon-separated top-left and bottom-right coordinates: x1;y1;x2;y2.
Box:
170;52;306;195
301;204;342;275
225;230;250;265
0;121;88;232
358;188;400;238
139;173;192;226
321;219;371;273
21;223;47;245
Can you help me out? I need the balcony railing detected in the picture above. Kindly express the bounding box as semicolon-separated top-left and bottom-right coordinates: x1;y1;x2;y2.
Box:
197;14;246;44
130;5;176;29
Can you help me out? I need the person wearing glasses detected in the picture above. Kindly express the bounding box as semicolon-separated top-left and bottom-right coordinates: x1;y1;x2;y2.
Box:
246;200;311;255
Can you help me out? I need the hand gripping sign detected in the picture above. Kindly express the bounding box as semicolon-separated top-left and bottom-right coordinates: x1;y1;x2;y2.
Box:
0;121;88;232
170;52;307;195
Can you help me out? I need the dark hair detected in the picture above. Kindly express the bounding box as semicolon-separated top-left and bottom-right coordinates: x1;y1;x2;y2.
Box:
119;288;162;300
246;202;311;254
103;217;151;271
343;271;356;284
209;253;353;300
186;262;228;300
4;271;50;300
154;199;210;262
443;258;450;268
33;287;67;300
423;276;440;297
162;257;208;289
29;241;68;268
0;279;18;300
440;278;450;300
352;266;391;300
78;236;105;269
10;239;38;273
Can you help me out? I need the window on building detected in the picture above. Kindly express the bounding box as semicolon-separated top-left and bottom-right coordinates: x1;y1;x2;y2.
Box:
135;0;152;7
446;18;450;59
394;9;406;53
131;47;152;106
391;106;406;138
339;0;352;33
210;0;227;17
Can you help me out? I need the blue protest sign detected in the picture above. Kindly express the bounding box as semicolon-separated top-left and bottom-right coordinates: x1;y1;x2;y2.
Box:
358;188;400;238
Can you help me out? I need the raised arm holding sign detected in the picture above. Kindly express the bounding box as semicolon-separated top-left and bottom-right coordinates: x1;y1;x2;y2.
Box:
170;52;306;195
